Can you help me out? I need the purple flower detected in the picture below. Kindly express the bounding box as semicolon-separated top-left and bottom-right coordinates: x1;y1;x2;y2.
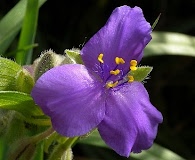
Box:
31;5;163;157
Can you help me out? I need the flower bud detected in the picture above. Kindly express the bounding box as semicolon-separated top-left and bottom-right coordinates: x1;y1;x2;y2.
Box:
34;49;66;81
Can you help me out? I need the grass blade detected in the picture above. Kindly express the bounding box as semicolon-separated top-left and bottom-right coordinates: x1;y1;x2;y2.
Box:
16;0;39;65
0;0;46;57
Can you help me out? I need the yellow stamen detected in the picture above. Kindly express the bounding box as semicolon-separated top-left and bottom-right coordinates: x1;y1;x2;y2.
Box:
130;60;137;66
130;66;137;71
98;53;104;63
115;57;125;64
110;69;120;75
106;81;118;88
128;75;134;82
130;60;137;71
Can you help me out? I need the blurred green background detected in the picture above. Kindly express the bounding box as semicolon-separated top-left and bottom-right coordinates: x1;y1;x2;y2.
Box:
0;0;195;159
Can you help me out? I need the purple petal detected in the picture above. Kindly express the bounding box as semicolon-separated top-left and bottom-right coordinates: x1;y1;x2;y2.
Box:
31;64;105;137
81;5;152;80
98;82;163;157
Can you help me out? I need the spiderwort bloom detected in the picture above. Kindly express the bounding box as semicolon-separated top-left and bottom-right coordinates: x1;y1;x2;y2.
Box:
31;5;163;157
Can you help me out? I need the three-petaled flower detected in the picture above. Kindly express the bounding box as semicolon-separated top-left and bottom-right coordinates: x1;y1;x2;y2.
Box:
31;5;163;157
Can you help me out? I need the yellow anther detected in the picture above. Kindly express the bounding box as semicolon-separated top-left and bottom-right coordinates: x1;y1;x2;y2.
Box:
110;69;120;75
130;66;137;71
130;60;137;66
130;60;137;71
115;57;125;65
106;81;118;88
98;53;104;63
128;75;134;82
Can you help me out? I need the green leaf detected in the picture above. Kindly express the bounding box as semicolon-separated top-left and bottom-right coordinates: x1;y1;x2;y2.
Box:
0;57;34;93
0;91;42;117
145;31;195;57
0;0;46;56
65;49;83;64
79;130;186;160
6;43;38;57
129;66;153;82
0;0;26;56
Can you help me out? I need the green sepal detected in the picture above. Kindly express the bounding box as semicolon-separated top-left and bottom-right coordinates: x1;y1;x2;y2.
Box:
129;66;153;82
0;91;43;117
0;57;34;93
33;49;66;81
65;49;83;64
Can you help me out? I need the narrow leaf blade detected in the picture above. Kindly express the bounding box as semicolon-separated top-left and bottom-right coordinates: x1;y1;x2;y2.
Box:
0;0;46;56
16;0;39;65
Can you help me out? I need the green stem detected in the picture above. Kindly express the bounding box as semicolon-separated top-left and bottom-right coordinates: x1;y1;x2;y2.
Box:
49;137;78;160
31;127;55;143
24;117;51;126
17;112;51;126
16;0;39;65
8;127;54;160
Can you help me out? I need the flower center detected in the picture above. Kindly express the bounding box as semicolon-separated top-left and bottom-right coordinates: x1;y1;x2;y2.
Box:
97;53;137;89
